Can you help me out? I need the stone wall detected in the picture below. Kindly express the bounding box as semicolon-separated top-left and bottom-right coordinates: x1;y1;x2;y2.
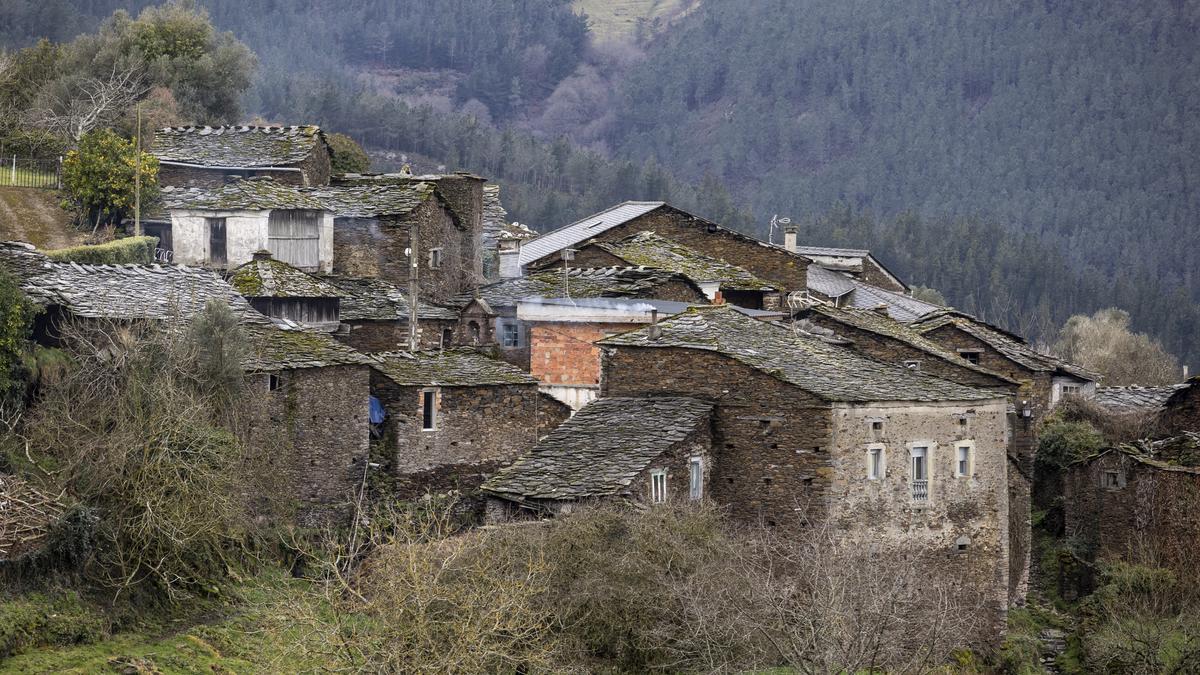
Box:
335;318;459;353
602;346;835;529
859;256;906;293
332;197;478;305
827;399;1011;638
371;373;571;501
1158;382;1200;436
1064;452;1200;584
245;365;370;524
158;165;308;189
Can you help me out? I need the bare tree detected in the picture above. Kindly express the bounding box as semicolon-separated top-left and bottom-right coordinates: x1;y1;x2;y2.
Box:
31;64;148;142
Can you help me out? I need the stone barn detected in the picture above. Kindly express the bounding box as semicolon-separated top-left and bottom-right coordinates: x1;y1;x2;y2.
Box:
369;348;571;508
228;250;343;330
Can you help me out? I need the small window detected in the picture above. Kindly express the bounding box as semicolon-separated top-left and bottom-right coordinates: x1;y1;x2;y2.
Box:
650;469;667;503
689;457;704;500
870;420;884;441
441;328;453;348
421;389;438;430
1062;384;1081;398
1103;471;1121;489
911;446;929;501
429;248;443;269
867;447;885;480
904;360;921;371
501;321;520;348
959;350;981;365
956;445;972;478
956;535;971;552
206;217;227;266
268;373;282;391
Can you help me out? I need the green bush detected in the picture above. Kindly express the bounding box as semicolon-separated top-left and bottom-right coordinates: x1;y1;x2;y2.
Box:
0;589;110;658
43;236;158;265
1036;419;1105;470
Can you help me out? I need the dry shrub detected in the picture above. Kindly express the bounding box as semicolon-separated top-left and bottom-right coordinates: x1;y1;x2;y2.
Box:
1054;396;1160;445
17;301;273;600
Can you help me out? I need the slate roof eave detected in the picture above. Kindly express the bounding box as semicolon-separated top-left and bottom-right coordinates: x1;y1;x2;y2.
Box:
371;348;539;387
452;266;707;310
593;231;779;292
153;125;327;168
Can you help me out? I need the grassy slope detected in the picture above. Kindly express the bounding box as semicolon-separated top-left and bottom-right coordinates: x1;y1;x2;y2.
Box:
2;570;334;673
0;187;84;249
572;0;695;41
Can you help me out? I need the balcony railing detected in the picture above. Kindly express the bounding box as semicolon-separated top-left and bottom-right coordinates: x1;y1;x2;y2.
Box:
911;479;929;502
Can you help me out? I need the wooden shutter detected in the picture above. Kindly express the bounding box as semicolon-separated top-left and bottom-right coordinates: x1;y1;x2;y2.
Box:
268;209;320;270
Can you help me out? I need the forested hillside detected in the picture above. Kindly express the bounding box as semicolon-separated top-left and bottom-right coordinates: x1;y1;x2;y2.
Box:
2;0;1197;363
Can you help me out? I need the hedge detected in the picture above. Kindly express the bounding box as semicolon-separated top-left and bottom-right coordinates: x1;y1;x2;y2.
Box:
43;236;159;265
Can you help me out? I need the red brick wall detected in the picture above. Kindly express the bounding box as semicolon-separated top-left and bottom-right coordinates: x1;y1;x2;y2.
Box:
530;322;636;386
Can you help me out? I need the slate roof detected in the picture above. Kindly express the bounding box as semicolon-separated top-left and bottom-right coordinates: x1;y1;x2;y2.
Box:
153;125;327;168
371;348;538;386
0;244;265;322
518;296;785;320
1094;385;1185;412
519;201;664;266
594;231;777;291
798;304;1017;384
844;280;942;322
598;306;998;402
319;276;458;321
161;177;326;212
455;266;705;309
228;254;343;298
301;182;436;218
241;323;373;371
913;312;1096;381
806;264;857;299
482;397;714;502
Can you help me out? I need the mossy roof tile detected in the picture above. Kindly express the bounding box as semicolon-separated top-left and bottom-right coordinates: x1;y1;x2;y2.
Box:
153;125;326;168
372;348;538;386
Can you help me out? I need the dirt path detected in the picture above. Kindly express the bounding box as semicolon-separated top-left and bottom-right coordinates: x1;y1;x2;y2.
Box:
0;187;85;249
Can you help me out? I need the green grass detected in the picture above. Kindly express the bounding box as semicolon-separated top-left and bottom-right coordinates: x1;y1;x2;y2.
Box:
0;167;57;188
1;569;337;673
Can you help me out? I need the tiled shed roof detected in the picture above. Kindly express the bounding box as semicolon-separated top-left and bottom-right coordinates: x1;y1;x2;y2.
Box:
228;254;343;298
371;348;538;386
241;323;372;371
153;125;327;168
806;264;857;299
798;304;1017;384
301;182;436;218
594;231;777;291
482;397;713;502
844;280;941;322
519;201;664;266
320;276;459;321
0;244;264;322
1094;385;1187;412
161;177;325;211
598;306;998;403
913;312;1096;381
455;266;705;309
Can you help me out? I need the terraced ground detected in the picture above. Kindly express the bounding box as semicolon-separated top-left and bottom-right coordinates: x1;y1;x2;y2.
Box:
0;187;83;249
572;0;696;41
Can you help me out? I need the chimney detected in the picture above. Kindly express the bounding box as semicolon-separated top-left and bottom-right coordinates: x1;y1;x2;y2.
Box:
498;238;522;278
252;249;273;261
783;226;798;253
648;309;663;341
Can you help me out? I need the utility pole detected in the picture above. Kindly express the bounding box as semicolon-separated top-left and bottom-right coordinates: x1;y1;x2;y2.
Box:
134;102;142;237
408;227;420;352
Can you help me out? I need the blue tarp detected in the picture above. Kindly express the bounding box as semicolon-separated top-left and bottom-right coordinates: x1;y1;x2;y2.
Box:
369;395;386;425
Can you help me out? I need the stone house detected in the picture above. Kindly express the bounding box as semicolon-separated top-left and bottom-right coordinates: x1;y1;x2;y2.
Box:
1063;434;1200;585
153;125;332;188
227;250;343;331
369;348;570;507
911;309;1097;603
320;275;462;352
495;305;1012;633
483;397;715;515
306;177;483;305
518;296;783;410
0;243;373;524
155;177;335;272
561;231;783;310
517;201;812;294
452;266;708;369
1157;377;1200;436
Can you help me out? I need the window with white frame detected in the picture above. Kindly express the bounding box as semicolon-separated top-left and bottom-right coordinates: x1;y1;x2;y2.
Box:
1061;384;1081;399
421;389;438;430
955;444;973;478
500;320;521;348
689;457;704;500
428;248;443;269
958;349;982;365
867;446;885;480
650;469;667;503
911;446;930;501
